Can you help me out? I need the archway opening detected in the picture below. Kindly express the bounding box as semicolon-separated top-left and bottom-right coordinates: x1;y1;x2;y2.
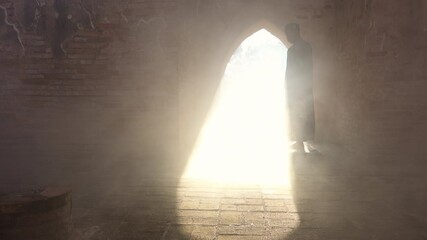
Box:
182;29;290;187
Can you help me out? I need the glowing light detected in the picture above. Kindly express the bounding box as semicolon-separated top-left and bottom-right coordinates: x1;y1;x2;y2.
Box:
182;29;290;187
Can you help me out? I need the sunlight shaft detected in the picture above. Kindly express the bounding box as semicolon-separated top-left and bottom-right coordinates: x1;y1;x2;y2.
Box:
182;29;290;187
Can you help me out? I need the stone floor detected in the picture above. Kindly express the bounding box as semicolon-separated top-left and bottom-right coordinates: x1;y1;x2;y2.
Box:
2;144;427;239
65;150;427;240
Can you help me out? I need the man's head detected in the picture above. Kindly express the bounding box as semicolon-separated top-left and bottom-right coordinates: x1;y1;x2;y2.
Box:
285;23;301;44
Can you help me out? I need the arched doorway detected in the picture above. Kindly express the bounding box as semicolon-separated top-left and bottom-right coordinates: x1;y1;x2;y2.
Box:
181;28;290;187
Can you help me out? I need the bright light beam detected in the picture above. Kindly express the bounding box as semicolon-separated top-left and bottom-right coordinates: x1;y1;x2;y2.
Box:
182;29;290;187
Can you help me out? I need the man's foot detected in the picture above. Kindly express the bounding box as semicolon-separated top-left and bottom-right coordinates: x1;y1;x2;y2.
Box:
306;148;320;154
290;141;305;153
304;142;320;154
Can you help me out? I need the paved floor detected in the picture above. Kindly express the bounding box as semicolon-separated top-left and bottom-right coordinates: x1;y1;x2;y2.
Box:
2;145;427;239
66;151;427;240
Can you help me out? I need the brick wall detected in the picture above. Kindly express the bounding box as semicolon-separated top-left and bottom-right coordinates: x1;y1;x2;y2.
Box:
0;0;185;189
1;1;181;147
333;0;427;166
3;0;409;188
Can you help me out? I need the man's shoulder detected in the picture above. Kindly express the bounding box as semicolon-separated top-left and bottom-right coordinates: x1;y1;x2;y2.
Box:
296;40;312;50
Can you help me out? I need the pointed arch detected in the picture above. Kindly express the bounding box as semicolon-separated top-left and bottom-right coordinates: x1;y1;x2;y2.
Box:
219;20;290;77
178;19;291;165
181;27;290;186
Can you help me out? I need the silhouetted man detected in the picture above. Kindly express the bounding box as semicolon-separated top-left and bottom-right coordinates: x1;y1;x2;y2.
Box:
284;23;317;153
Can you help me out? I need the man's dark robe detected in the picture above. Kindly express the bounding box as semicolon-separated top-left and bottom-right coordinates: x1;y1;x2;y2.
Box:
285;40;315;141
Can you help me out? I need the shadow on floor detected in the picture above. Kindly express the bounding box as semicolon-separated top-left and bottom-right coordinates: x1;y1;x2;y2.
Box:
282;152;427;240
